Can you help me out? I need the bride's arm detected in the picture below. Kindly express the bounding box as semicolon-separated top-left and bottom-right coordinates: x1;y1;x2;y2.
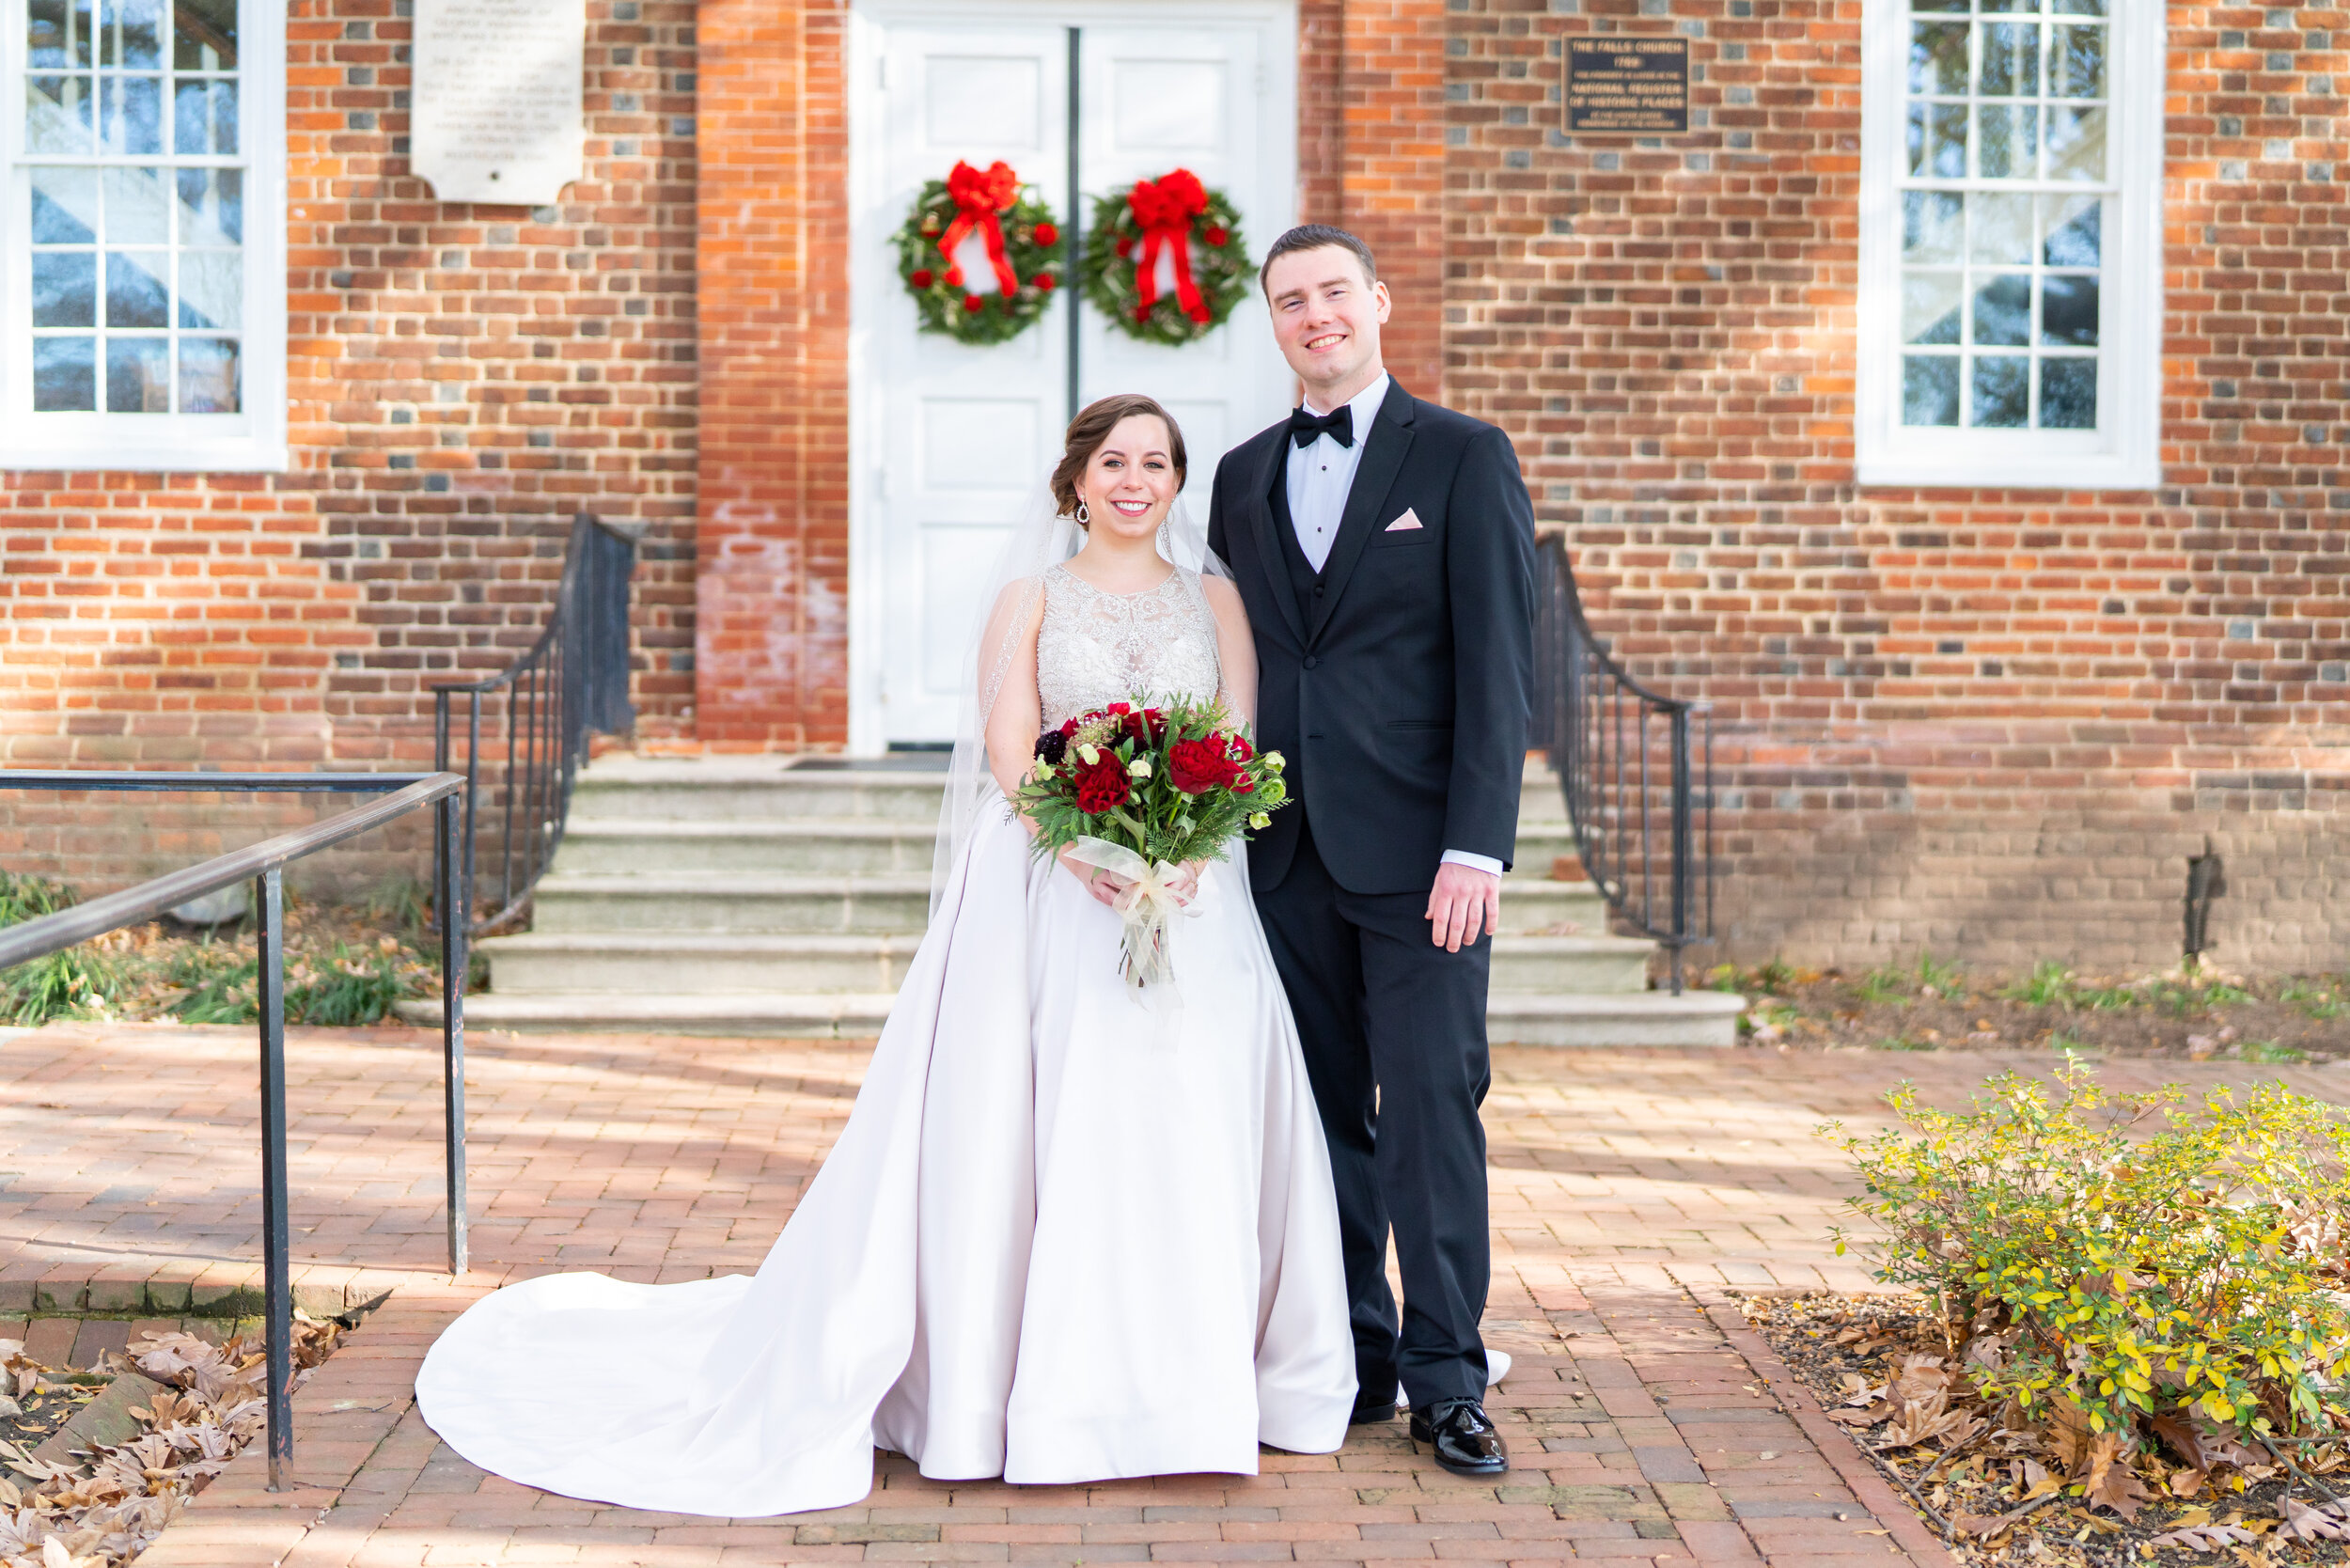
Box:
1200;575;1258;729
980;585;1047;798
979;585;1122;907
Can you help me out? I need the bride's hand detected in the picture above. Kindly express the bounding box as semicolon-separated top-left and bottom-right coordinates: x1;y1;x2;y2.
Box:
1057;845;1127;908
1166;859;1208;908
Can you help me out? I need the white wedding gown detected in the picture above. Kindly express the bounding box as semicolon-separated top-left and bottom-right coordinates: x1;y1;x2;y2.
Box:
415;563;1357;1516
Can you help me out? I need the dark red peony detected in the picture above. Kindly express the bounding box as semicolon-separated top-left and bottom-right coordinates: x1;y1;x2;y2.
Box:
1073;753;1132;813
1167;738;1240;795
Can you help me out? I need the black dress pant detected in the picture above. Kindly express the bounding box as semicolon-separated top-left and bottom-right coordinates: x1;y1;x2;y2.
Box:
1253;812;1493;1411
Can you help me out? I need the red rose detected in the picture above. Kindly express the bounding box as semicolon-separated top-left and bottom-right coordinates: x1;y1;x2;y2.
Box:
1167;738;1239;796
964;294;984;312
1058;716;1082;738
1035;221;1059;247
1225;732;1254;763
1074;754;1132;813
944;265;964;287
909;267;933;288
1034;272;1057;290
1144;707;1167;741
1204;226;1229;247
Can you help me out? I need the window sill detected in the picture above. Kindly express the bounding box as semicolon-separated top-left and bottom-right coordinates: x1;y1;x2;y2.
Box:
1855;452;2160;494
0;439;290;476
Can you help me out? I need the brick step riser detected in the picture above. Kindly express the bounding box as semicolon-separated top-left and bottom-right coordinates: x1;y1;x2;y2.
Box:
480;944;1651;997
570;781;947;823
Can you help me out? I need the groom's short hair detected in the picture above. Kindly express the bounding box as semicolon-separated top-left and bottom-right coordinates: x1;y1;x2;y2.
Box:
1259;225;1377;297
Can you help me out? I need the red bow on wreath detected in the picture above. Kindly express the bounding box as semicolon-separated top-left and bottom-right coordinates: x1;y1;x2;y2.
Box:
1128;168;1213;327
938;159;1025;299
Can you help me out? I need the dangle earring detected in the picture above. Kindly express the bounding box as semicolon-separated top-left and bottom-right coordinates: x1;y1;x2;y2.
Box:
1074;497;1090;527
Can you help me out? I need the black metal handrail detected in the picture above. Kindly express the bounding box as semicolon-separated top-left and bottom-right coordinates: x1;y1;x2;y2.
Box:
1530;535;1715;992
432;513;639;936
0;769;470;1493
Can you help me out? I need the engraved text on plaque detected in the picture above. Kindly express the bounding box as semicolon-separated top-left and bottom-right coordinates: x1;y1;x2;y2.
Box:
413;0;587;205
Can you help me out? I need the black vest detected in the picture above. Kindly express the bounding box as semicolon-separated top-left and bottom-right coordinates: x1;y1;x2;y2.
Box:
1269;449;1326;633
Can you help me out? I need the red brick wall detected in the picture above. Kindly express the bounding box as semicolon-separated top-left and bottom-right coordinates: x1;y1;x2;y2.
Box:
1447;0;2350;972
1340;0;1448;398
2;0;698;888
689;0;851;752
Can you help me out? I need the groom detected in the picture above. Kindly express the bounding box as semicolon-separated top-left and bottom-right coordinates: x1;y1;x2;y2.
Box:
1206;226;1536;1477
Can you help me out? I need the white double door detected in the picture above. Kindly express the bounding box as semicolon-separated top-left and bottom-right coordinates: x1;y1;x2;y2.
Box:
850;1;1299;748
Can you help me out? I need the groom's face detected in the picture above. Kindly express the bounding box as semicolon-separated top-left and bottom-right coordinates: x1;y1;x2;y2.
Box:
1263;246;1390;398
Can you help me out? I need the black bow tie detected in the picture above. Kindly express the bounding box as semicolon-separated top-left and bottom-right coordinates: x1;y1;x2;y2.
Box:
1288;405;1355;449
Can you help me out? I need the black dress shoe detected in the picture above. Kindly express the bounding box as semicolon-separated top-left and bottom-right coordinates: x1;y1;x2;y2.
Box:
1408;1398;1509;1476
1350;1394;1399;1424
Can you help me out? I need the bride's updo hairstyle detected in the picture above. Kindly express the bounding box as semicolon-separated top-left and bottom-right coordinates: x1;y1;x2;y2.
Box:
1050;394;1187;525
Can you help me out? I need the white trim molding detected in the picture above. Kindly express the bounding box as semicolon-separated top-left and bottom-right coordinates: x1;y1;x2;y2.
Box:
0;0;287;472
1855;0;2162;491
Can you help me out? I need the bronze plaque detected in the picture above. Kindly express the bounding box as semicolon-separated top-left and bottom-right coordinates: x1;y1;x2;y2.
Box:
1565;38;1691;135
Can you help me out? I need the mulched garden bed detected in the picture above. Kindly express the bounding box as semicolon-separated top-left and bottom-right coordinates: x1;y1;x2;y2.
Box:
0;1315;347;1568
1745;1293;2350;1568
1715;960;2350;1063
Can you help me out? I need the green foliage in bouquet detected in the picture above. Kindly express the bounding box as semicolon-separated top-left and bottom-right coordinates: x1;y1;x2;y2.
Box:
1827;1066;2350;1458
1012;698;1288;869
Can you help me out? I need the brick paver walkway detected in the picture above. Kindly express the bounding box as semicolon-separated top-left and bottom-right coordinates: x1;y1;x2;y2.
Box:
1;1023;2340;1567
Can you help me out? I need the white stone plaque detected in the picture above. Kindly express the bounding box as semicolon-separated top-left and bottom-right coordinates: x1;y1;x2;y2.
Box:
412;0;586;205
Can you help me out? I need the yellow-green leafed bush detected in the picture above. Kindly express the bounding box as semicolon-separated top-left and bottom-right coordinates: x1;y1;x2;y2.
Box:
1830;1067;2350;1455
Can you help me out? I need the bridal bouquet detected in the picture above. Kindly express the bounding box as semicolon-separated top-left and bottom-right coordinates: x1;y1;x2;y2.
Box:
1013;698;1288;992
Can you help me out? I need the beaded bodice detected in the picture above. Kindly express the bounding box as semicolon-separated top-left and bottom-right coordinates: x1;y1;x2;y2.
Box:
1034;565;1222;727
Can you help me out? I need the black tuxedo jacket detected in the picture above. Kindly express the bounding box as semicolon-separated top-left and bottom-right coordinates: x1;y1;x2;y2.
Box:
1206;378;1537;896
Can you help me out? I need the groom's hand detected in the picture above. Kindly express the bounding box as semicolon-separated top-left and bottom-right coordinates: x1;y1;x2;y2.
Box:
1426;863;1501;952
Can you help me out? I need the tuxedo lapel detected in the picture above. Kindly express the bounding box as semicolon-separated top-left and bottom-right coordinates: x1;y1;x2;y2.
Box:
1308;379;1418;642
1247;431;1308;647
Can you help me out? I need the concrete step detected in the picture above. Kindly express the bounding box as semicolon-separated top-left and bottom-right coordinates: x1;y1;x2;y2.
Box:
1496;880;1608;934
479;933;926;996
1485;989;1747;1047
555;819;939;877
531;873;933;935
475;928;1653;998
570;756;946;824
400;986;1744;1045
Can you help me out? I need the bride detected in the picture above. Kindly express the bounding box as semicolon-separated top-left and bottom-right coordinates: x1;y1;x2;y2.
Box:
414;394;1359;1515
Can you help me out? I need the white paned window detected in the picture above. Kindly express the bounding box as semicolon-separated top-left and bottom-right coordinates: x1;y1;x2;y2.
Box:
1;0;283;470
1856;0;2160;490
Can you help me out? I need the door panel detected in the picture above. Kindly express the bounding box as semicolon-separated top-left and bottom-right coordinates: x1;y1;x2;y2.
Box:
857;5;1296;746
875;24;1071;745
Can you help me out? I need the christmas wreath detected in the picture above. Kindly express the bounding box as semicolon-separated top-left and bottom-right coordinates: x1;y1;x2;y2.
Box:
1077;168;1252;346
895;159;1063;346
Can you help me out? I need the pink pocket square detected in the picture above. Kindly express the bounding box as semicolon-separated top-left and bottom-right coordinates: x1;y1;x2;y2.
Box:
1385;509;1425;532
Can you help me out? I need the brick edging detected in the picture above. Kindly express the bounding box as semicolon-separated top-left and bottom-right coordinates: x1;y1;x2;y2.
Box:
1701;1300;1963;1568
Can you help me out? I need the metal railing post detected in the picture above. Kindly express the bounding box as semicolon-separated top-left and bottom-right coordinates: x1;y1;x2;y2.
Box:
1668;708;1693;996
255;868;293;1491
437;792;469;1276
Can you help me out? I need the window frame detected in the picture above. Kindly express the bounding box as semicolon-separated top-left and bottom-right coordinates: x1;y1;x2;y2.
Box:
1855;0;2162;491
0;0;285;473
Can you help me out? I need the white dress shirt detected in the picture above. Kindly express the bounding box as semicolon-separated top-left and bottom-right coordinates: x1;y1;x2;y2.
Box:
1286;372;1504;882
1285;373;1391;572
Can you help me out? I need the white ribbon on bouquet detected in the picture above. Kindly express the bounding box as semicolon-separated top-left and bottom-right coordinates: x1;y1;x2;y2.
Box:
1064;836;1201;1001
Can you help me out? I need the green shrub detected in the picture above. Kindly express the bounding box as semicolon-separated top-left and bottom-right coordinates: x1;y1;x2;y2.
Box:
1829;1067;2350;1456
0;874;124;1027
168;940;415;1027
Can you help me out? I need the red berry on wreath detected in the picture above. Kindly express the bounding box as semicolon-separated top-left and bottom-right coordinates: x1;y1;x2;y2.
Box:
1115;237;1133;259
1035;273;1057;290
944;266;964;287
910;268;933;289
1035;222;1059;247
1135;305;1152;325
1205;227;1229;247
964;293;985;313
